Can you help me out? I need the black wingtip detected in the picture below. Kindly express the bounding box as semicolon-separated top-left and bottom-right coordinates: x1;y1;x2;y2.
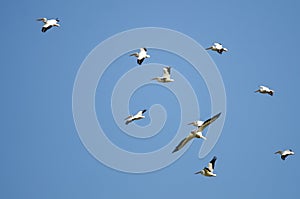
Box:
142;109;147;113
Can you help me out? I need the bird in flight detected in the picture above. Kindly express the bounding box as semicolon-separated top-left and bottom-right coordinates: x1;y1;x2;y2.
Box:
125;109;147;125
172;112;221;153
195;156;217;177
206;43;228;54
255;86;274;96
152;66;174;83
37;18;60;33
275;149;294;160
130;48;150;65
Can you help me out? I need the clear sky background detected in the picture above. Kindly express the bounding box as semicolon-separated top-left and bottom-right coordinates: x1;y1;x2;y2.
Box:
1;0;300;198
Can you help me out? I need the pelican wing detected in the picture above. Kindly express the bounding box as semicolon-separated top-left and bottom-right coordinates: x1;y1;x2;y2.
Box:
42;26;52;32
197;112;221;132
163;67;171;79
140;48;147;53
281;155;288;160
207;156;217;172
172;132;195;153
137;58;145;65
136;109;146;117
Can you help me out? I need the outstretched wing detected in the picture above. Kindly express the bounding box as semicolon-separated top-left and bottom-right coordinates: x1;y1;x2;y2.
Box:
197;112;221;132
162;67;171;78
42;26;52;32
136;109;147;117
207;156;217;172
137;58;144;65
172;132;195;153
281;155;288;160
140;48;147;53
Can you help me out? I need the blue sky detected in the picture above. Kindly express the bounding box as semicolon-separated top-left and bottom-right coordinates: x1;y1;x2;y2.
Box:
1;0;300;198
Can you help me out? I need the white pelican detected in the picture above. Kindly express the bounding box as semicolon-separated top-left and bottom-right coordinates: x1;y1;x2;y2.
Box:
125;109;147;125
275;149;294;160
195;156;217;177
255;86;274;96
37;18;60;32
130;48;150;65
152;66;174;83
172;112;221;153
206;43;228;54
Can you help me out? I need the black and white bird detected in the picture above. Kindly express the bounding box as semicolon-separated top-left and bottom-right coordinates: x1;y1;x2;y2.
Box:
130;48;150;65
172;113;221;153
195;156;217;177
275;149;295;160
125;109;147;125
152;66;174;83
206;43;228;54
37;18;60;32
255;86;274;96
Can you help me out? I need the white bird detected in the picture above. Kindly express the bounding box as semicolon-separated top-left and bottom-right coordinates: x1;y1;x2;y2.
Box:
255;86;274;96
206;43;228;54
275;149;294;160
172;112;221;153
152;66;174;83
130;48;150;65
195;156;217;177
37;18;60;33
125;109;147;125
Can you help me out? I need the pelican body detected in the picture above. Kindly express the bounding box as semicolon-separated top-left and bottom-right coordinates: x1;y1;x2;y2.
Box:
195;156;217;177
37;18;60;32
130;48;150;65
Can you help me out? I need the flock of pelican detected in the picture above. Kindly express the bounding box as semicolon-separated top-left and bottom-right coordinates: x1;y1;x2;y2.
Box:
37;18;294;176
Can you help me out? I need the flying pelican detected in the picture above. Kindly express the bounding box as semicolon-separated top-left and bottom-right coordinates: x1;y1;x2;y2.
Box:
152;66;174;83
130;48;150;65
195;156;217;177
37;18;60;32
172;112;221;153
255;86;274;96
125;109;147;125
206;43;228;54
275;149;294;160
